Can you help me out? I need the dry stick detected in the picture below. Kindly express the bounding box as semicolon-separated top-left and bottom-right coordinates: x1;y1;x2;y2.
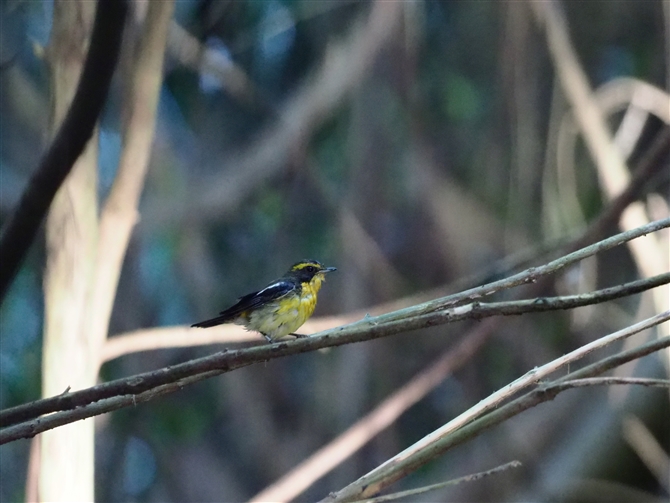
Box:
0;264;668;441
322;314;670;502
357;460;523;503
547;377;670;390
0;0;128;303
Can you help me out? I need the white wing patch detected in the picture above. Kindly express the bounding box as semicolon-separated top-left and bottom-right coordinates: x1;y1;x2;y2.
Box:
256;280;293;298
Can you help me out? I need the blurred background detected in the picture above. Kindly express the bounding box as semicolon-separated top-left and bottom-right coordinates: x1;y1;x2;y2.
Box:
1;1;668;501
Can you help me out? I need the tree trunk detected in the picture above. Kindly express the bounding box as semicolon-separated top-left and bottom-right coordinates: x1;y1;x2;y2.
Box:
40;2;98;501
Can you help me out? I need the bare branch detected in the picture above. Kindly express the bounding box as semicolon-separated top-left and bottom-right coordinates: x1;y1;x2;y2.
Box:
358;461;522;503
547;377;670;390
373;218;670;324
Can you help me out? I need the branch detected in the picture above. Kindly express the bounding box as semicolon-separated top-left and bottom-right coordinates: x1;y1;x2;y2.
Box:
101;232;577;361
546;377;670;391
0;0;128;304
322;325;670;502
358;461;522;503
0;220;668;438
469;273;669;316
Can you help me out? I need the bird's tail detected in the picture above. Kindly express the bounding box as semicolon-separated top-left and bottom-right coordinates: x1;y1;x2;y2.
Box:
191;315;232;328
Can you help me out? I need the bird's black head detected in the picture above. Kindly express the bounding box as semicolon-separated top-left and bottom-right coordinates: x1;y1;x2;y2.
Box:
287;260;337;282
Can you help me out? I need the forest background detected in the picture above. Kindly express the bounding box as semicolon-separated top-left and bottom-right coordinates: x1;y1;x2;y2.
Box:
1;1;669;502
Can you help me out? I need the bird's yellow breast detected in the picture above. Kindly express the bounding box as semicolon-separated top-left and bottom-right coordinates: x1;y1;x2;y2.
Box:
245;276;324;339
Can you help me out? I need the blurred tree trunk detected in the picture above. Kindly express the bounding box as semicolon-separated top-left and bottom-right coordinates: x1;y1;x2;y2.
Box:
40;2;98;501
35;1;174;500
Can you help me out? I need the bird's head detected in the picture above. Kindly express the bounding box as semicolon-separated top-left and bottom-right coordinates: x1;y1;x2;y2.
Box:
287;260;337;285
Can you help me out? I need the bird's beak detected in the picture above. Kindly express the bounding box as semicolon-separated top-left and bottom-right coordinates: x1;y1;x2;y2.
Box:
323;266;337;273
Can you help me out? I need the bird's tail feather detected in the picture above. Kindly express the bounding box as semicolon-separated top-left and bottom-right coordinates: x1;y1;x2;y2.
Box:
191;315;232;328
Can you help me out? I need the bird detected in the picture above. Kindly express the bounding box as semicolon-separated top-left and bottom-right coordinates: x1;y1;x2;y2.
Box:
191;260;336;343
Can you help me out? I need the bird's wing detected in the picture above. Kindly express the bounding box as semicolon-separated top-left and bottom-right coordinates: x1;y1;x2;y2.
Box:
218;280;296;318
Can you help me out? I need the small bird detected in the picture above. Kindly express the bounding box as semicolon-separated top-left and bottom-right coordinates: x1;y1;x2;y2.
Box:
192;260;336;343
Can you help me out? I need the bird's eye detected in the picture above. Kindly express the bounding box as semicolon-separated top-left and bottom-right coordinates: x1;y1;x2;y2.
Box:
306;266;316;273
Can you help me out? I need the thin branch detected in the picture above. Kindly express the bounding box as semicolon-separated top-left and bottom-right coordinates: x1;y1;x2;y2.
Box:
0;0;128;304
547;377;670;390
357;461;522;503
321;327;670;502
101;258;667;362
470;273;670;316
0;221;668;436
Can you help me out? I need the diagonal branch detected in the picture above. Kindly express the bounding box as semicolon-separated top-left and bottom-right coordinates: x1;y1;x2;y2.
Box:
0;0;128;304
0;220;668;439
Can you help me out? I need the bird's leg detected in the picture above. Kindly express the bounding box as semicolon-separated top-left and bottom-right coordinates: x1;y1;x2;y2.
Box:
262;333;274;343
289;333;308;339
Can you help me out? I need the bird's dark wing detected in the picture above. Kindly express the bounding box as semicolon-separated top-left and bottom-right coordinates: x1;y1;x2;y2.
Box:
219;280;295;317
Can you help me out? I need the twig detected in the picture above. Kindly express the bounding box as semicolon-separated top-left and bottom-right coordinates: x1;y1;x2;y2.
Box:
546;377;670;391
0;1;128;304
355;460;522;503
